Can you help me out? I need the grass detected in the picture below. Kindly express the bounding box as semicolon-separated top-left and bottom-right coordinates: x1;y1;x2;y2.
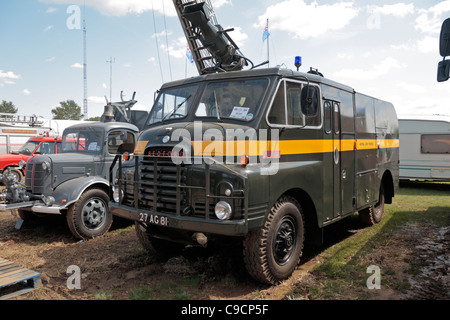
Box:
126;277;199;300
289;181;450;300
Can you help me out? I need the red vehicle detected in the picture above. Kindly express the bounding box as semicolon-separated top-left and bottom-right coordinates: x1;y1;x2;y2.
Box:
0;136;62;182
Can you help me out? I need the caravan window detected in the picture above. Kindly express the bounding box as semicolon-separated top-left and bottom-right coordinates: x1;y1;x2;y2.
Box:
421;134;450;154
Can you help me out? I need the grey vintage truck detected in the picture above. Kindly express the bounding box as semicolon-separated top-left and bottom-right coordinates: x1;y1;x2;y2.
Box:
0;99;143;240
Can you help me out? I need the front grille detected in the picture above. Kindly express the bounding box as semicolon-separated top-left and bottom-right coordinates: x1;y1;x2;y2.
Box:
116;152;246;220
138;153;186;214
25;162;46;194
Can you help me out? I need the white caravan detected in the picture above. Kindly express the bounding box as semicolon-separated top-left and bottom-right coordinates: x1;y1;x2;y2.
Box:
399;114;450;181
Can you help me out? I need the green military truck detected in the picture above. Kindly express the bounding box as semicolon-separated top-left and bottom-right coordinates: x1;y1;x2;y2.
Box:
109;66;399;284
109;1;399;284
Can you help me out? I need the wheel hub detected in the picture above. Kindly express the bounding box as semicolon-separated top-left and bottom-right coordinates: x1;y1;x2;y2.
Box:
82;198;106;229
274;217;296;265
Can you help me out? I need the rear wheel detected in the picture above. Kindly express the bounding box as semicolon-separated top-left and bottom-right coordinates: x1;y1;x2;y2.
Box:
243;196;305;285
66;189;112;240
359;184;385;226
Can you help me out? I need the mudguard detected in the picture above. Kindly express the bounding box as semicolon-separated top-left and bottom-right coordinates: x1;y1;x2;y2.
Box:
52;175;110;210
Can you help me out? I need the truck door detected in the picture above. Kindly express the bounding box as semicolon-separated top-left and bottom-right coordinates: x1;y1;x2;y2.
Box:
325;100;341;218
332;102;342;218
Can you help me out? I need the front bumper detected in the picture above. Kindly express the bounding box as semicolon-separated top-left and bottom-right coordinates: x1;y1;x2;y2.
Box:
0;201;62;214
110;202;248;236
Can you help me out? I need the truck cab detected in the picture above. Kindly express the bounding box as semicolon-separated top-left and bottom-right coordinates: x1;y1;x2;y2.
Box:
0;120;139;240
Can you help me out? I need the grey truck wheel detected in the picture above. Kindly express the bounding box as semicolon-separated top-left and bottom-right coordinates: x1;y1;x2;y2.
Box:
243;196;305;285
66;189;112;240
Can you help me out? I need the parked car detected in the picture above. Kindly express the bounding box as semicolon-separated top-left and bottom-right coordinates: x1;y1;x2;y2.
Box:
0;136;62;182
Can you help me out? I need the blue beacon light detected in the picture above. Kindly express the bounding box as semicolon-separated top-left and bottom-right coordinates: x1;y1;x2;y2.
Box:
295;56;302;71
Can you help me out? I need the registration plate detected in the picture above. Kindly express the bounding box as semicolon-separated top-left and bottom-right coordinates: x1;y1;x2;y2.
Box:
138;213;169;226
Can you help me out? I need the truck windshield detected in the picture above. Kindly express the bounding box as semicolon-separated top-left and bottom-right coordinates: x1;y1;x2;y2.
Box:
61;128;104;154
195;79;268;122
147;84;200;125
17;141;40;155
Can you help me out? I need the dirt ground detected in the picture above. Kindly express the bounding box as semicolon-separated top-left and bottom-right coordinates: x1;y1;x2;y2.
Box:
0;210;448;300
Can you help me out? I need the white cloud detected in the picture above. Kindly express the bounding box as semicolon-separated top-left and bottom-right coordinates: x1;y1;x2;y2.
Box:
396;81;426;94
415;0;450;34
369;3;415;18
44;25;54;32
46;7;57;13
0;70;21;86
333;57;405;81
88;96;107;104
337;53;353;60
416;35;438;53
0;70;21;80
255;0;359;39
71;62;83;69
22;89;32;96
224;26;248;48
40;0;177;16
46;57;56;62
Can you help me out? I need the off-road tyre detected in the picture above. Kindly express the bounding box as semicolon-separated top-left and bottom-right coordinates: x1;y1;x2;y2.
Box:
243;195;305;285
359;184;385;226
135;222;184;259
66;188;112;240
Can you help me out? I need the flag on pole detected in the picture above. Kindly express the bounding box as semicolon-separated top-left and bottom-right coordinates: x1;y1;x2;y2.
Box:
186;46;194;64
262;21;270;42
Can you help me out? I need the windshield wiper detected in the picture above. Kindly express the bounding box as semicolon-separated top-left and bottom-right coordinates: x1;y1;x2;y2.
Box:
214;91;222;122
162;95;192;123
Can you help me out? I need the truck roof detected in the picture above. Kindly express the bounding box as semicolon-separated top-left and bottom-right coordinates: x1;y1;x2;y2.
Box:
398;114;450;123
28;136;62;142
160;66;355;93
64;121;140;132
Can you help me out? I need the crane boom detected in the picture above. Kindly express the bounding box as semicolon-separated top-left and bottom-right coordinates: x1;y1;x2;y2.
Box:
173;0;248;74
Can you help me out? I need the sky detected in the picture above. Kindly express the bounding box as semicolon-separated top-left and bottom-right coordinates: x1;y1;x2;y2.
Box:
0;0;449;120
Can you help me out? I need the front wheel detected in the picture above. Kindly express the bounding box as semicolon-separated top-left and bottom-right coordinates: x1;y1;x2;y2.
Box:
135;222;184;258
243;196;305;285
66;189;112;240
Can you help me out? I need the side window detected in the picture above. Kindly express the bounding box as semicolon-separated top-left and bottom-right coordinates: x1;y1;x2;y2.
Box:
324;101;332;134
268;80;321;127
38;142;56;154
421;134;450;154
108;131;135;155
286;82;304;126
267;82;286;125
333;102;340;134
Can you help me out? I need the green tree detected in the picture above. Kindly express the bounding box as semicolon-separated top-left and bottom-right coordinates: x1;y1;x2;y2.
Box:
52;100;84;120
0;100;18;113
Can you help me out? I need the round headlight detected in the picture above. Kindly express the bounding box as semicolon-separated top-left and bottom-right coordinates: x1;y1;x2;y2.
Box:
214;201;232;220
42;161;50;170
19;160;27;169
113;187;124;203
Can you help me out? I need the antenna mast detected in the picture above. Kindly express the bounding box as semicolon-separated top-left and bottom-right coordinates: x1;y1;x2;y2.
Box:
107;57;115;102
83;3;88;119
